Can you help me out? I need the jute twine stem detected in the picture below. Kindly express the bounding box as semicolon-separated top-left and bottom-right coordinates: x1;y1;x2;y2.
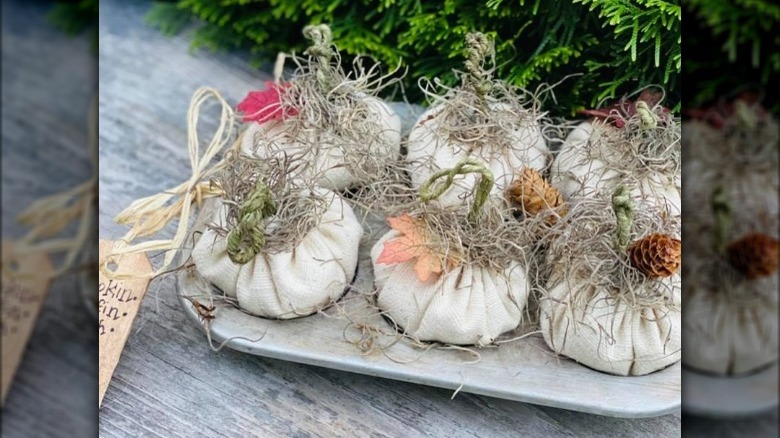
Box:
463;32;494;103
104;87;238;280
611;185;634;252
711;185;731;254
4;95;98;280
635;100;658;130
226;181;277;264
734;99;758;130
303;24;336;93
418;158;495;224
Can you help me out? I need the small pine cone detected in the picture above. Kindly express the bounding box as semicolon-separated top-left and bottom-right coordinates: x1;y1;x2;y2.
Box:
506;168;567;224
726;233;779;280
628;233;681;278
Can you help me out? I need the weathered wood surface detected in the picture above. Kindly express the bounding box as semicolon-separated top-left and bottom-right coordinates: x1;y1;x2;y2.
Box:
1;1;97;437
97;1;777;437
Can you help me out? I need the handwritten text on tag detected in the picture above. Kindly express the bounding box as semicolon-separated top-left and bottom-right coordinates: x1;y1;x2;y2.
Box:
1;240;53;405
98;239;152;407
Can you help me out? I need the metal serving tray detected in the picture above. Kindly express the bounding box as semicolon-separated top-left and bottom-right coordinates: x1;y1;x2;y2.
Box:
176;201;680;418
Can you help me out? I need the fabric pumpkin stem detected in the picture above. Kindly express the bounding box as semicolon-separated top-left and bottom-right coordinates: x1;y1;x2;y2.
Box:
226;180;278;264
463;32;494;103
635;100;658;130
711;185;732;255
611;185;634;252
302;24;336;93
418;158;495;224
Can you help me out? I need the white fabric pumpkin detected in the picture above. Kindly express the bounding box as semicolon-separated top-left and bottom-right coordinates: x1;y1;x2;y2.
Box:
241;96;402;191
682;276;778;375
681;116;779;375
552;121;681;216
406;103;548;207
539;268;682;376
192;188;362;319
370;230;529;346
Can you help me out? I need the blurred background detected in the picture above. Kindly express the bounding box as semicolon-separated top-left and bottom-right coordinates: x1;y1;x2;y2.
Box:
2;0;97;436
681;0;779;435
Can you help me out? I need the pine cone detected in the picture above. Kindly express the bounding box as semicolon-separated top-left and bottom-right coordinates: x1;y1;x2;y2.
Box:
628;233;681;278
506;168;567;224
726;233;779;280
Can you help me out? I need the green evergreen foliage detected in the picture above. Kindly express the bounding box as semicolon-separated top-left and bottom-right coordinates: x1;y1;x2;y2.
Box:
684;0;780;113
47;0;98;50
145;0;681;115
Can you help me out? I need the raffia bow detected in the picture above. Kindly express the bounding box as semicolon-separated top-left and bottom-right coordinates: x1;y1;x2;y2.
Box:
3;95;98;280
102;87;240;280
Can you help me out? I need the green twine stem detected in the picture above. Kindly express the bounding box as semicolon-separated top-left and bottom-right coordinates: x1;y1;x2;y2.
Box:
419;158;495;224
226;181;277;265
635;101;658;130
463;32;494;103
711;186;731;254
303;24;336;92
611;186;634;252
734;100;758;130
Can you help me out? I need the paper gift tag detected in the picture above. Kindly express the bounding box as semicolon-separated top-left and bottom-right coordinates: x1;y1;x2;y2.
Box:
1;240;54;405
98;239;152;407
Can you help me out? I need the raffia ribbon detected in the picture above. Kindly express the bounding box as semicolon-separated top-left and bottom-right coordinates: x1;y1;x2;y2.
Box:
3;95;98;280
103;87;240;280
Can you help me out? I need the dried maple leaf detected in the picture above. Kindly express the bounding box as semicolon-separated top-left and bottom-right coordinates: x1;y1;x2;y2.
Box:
237;81;298;124
376;214;455;282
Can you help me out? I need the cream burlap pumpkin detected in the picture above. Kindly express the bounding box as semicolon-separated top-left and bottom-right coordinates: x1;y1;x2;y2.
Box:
241;96;401;191
551;97;681;217
239;24;402;191
681;102;779;375
404;32;548;208
370;229;529;346
552;120;680;213
192;188;362;319
369;158;534;346
540;271;681;376
683;273;778;375
406;102;548;208
538;189;682;376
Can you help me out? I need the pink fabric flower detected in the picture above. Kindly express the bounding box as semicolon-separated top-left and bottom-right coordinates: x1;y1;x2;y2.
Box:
237;81;297;124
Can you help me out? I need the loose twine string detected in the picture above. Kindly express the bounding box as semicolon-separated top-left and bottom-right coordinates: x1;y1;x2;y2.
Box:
418;158;495;224
3;95;98;280
103;87;239;280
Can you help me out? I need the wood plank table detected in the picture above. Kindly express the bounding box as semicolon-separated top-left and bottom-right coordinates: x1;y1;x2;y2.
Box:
94;1;771;436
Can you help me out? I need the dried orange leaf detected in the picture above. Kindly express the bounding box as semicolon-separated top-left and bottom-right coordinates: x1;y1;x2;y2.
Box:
386;214;419;237
414;253;444;283
377;214;448;283
377;235;421;265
